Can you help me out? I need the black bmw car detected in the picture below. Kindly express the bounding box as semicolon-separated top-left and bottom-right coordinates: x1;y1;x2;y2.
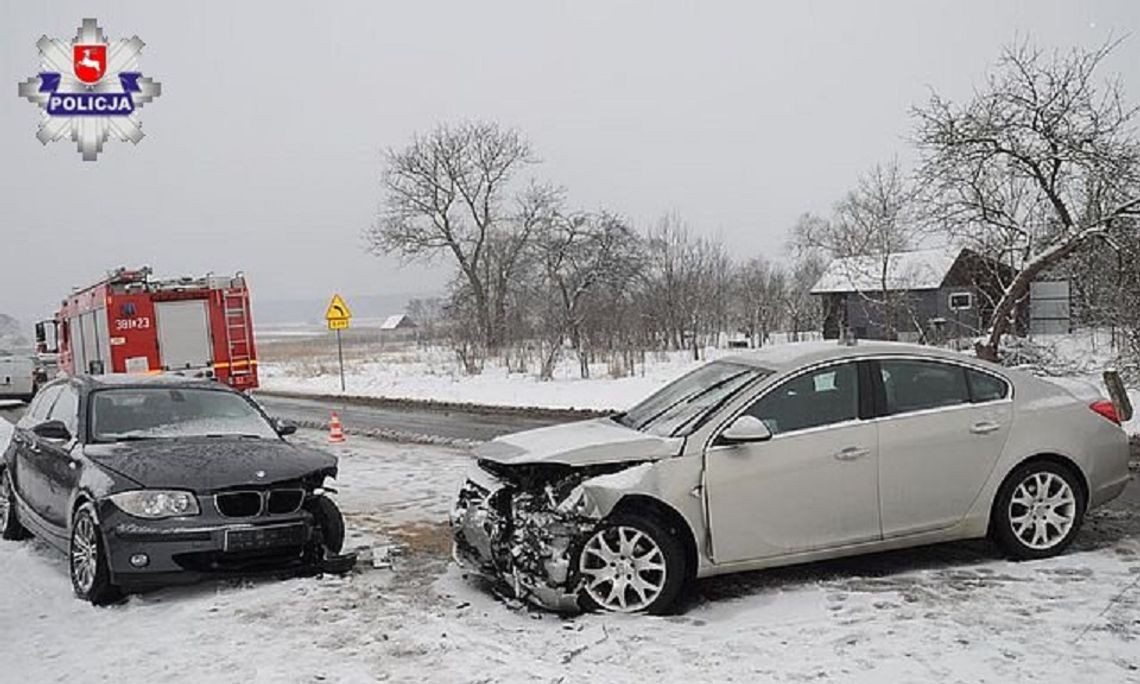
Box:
0;374;350;604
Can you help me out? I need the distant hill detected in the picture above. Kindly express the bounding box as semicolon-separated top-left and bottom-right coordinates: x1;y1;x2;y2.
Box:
252;291;441;326
0;314;29;352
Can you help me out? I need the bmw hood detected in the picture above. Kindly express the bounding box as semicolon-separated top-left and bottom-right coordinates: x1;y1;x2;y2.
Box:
84;437;338;491
473;417;683;467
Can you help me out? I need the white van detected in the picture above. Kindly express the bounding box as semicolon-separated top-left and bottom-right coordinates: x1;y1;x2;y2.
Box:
0;354;36;402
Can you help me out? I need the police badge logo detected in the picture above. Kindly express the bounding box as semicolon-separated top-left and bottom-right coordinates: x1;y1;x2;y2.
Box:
18;19;162;161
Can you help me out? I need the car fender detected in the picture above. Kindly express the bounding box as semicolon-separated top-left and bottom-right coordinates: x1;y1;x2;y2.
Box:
964;403;1104;533
573;456;708;565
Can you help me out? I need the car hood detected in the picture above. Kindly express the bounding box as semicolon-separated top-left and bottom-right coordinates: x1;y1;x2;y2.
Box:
84;437;338;491
473;417;683;467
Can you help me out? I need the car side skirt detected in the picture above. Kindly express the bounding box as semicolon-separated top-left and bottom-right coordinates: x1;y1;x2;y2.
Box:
694;516;988;579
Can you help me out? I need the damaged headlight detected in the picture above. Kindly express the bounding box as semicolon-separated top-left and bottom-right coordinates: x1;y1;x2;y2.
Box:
108;490;200;519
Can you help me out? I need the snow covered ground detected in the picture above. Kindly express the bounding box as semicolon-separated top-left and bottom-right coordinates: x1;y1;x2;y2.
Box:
259;346;727;412
2;430;1138;683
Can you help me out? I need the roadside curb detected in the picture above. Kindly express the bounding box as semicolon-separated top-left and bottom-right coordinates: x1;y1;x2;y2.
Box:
254;389;612;420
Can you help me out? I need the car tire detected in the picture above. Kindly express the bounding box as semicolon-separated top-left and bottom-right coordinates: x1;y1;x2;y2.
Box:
1;469;31;541
309;496;345;555
69;503;122;606
991;460;1086;561
575;512;686;615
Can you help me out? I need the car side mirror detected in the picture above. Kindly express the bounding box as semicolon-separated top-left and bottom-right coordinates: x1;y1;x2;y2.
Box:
274;419;297;437
719;415;772;444
33;420;72;442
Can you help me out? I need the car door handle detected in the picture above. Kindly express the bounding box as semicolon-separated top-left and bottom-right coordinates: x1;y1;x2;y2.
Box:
834;446;870;461
970;421;1002;435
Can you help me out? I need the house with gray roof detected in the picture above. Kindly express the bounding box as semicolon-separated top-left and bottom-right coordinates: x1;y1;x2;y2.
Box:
810;247;1019;342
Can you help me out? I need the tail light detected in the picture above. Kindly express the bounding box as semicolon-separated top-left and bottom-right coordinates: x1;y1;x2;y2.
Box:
1089;400;1121;425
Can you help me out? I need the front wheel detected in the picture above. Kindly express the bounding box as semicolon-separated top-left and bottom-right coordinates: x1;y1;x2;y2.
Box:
992;461;1086;560
308;495;345;554
70;504;121;605
576;513;686;615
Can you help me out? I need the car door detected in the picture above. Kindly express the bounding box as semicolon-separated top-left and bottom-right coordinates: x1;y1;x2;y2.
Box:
873;358;1013;537
12;384;63;521
704;361;881;564
37;384;82;529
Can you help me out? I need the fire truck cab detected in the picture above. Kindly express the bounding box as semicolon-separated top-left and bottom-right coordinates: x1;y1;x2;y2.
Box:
35;267;259;390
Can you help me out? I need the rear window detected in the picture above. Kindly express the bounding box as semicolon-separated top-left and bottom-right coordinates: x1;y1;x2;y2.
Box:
966;368;1009;403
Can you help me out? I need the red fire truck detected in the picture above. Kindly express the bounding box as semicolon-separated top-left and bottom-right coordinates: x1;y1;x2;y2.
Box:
35;267;259;390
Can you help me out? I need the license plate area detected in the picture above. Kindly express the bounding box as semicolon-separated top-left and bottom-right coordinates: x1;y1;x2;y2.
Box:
223;523;307;552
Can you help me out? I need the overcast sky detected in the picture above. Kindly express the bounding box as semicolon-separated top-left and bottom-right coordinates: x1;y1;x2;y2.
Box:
2;1;1138;327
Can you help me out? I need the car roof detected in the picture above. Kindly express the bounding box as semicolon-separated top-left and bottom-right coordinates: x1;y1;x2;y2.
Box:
721;340;1003;373
62;373;233;392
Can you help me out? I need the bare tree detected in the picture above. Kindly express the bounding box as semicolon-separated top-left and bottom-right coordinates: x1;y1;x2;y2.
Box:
535;210;642;379
642;216;729;360
731;257;784;347
368;121;534;353
914;39;1140;360
782;251;826;341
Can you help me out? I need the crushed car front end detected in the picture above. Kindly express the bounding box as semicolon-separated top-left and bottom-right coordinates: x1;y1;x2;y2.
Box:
452;458;645;611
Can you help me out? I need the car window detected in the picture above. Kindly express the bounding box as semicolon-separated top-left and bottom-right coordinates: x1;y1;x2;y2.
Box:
880;359;969;415
48;386;80;437
744;363;859;435
21;385;62;427
966;368;1009;403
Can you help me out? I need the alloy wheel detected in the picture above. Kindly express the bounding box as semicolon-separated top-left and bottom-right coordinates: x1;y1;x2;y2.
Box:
71;515;99;594
579;525;667;612
1008;471;1077;550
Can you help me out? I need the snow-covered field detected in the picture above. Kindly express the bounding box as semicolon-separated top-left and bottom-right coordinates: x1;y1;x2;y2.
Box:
259;346;733;412
2;430;1138;683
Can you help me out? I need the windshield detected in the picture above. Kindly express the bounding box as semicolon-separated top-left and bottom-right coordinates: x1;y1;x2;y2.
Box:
89;388;278;442
617;361;771;437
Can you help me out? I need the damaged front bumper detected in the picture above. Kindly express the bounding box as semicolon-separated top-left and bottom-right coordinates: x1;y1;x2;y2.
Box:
449;463;600;612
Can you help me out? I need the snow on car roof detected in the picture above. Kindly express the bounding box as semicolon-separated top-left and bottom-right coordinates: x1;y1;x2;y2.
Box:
810;247;960;294
80;373;224;389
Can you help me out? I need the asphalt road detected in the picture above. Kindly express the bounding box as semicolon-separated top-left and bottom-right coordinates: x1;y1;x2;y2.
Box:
251;393;572;443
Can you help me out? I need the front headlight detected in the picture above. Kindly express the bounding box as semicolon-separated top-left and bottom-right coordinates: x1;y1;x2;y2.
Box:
108;490;200;519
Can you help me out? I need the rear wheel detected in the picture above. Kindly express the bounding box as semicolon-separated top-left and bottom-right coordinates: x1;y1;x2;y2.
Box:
992;460;1086;560
69;504;121;605
576;513;686;615
1;469;30;541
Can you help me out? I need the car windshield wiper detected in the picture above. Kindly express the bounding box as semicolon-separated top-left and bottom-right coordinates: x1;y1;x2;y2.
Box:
203;433;263;439
103;435;157;443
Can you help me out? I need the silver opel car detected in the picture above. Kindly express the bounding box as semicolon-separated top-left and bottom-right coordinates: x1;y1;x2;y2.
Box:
451;341;1134;614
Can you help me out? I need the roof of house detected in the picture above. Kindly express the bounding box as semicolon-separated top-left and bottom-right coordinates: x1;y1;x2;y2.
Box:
810;247;961;294
380;314;416;330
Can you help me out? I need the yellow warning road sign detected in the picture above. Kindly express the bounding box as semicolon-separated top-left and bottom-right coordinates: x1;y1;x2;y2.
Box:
325;293;352;330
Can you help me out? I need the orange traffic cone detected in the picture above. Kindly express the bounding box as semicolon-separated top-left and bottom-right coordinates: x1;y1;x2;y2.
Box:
328;412;346;443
